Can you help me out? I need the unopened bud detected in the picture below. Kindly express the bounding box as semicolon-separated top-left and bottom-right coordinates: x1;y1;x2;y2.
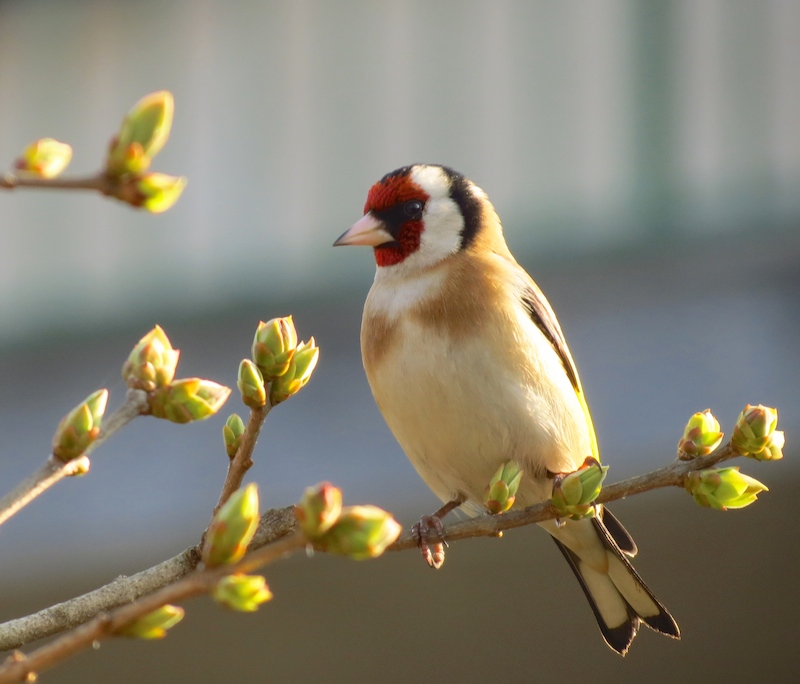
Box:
731;405;783;460
294;482;343;538
551;457;608;520
122;325;180;392
14;138;72;178
52;389;108;462
119;605;184;639
314;505;401;560
269;338;319;405
237;359;267;409
685;467;768;510
677;409;724;459
252;317;297;379
202;483;260;567
148;378;231;423
484;461;523;514
213;574;272;612
222;414;245;459
106;90;174;176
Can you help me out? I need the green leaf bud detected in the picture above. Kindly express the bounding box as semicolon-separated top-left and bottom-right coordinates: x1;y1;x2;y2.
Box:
119;605;184;639
252;317;297;379
213;574;273;612
52;389;108;462
106;90;174;176
269;337;319;405
14;138;72;178
685;467;768;510
222;413;246;459
314;505;402;560
148;378;231;423
294;482;343;538
202;483;260;567
237;359;267;409
122;325;180;392
677;409;724;459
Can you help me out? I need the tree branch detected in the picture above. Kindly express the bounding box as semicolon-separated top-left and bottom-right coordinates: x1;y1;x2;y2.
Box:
209;403;271;523
0;532;306;684
0;390;149;528
0;444;740;652
0;172;110;193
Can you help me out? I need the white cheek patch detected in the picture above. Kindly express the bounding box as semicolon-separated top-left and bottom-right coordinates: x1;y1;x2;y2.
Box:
401;165;465;271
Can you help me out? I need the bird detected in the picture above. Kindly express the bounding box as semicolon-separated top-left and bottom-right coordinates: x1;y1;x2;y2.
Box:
333;164;680;655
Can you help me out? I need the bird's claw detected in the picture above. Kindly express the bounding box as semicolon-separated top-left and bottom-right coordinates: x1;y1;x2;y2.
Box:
412;514;448;570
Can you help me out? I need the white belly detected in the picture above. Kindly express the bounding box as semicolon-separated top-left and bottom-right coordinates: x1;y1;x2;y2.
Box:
364;312;591;508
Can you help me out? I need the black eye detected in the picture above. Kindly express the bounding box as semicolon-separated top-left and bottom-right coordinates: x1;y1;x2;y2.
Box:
403;200;424;218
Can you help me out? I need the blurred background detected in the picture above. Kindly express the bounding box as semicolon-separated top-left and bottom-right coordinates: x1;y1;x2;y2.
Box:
1;0;799;682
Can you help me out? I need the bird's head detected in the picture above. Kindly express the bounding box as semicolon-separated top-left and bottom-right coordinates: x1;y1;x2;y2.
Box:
334;164;489;270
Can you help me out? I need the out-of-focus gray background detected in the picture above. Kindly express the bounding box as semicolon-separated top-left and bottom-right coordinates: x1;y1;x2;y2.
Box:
1;1;798;682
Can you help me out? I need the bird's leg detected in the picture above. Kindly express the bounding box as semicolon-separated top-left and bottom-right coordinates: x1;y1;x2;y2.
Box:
412;497;463;570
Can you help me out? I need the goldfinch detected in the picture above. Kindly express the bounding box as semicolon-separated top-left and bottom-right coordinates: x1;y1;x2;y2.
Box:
334;164;680;655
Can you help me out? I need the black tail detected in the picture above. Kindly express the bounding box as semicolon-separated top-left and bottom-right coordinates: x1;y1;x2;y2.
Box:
551;509;680;656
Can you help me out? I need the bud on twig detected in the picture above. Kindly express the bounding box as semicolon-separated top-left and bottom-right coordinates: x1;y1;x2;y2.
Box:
483;461;523;514
106;91;174;177
731;405;784;461
314;505;402;560
213;574;273;612
252;317;297;379
148;379;231;423
222;414;246;459
294;482;343;538
119;605;184;639
685;467;768;510
269;338;319;405
677;409;724;459
551;457;608;520
14;138;72;178
122;325;180;392
202;484;260;567
126;172;187;213
237;359;267;409
52;389;109;462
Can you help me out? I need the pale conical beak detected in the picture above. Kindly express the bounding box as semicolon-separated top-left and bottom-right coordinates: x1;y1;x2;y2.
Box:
333;213;394;247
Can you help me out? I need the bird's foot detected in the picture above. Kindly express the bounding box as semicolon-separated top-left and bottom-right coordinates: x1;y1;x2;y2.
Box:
411;498;463;570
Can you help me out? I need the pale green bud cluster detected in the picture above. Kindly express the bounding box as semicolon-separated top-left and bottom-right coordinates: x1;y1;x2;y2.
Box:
119;605;184;639
51;389;108;462
685;467;768;510
239;317;319;407
294;483;402;560
122;325;180;392
213;574;273;612
550;457;608;520
15;138;72;178
483;461;523;514
677;410;724;459
122;326;230;423
202;484;260;568
252;317;298;379
731;405;784;461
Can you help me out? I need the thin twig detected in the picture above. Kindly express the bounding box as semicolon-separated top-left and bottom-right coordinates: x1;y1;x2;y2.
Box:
0;444;741;651
0;390;149;528
210;403;271;521
0;532;306;684
0;457;90;527
0;173;110;193
0;507;297;652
